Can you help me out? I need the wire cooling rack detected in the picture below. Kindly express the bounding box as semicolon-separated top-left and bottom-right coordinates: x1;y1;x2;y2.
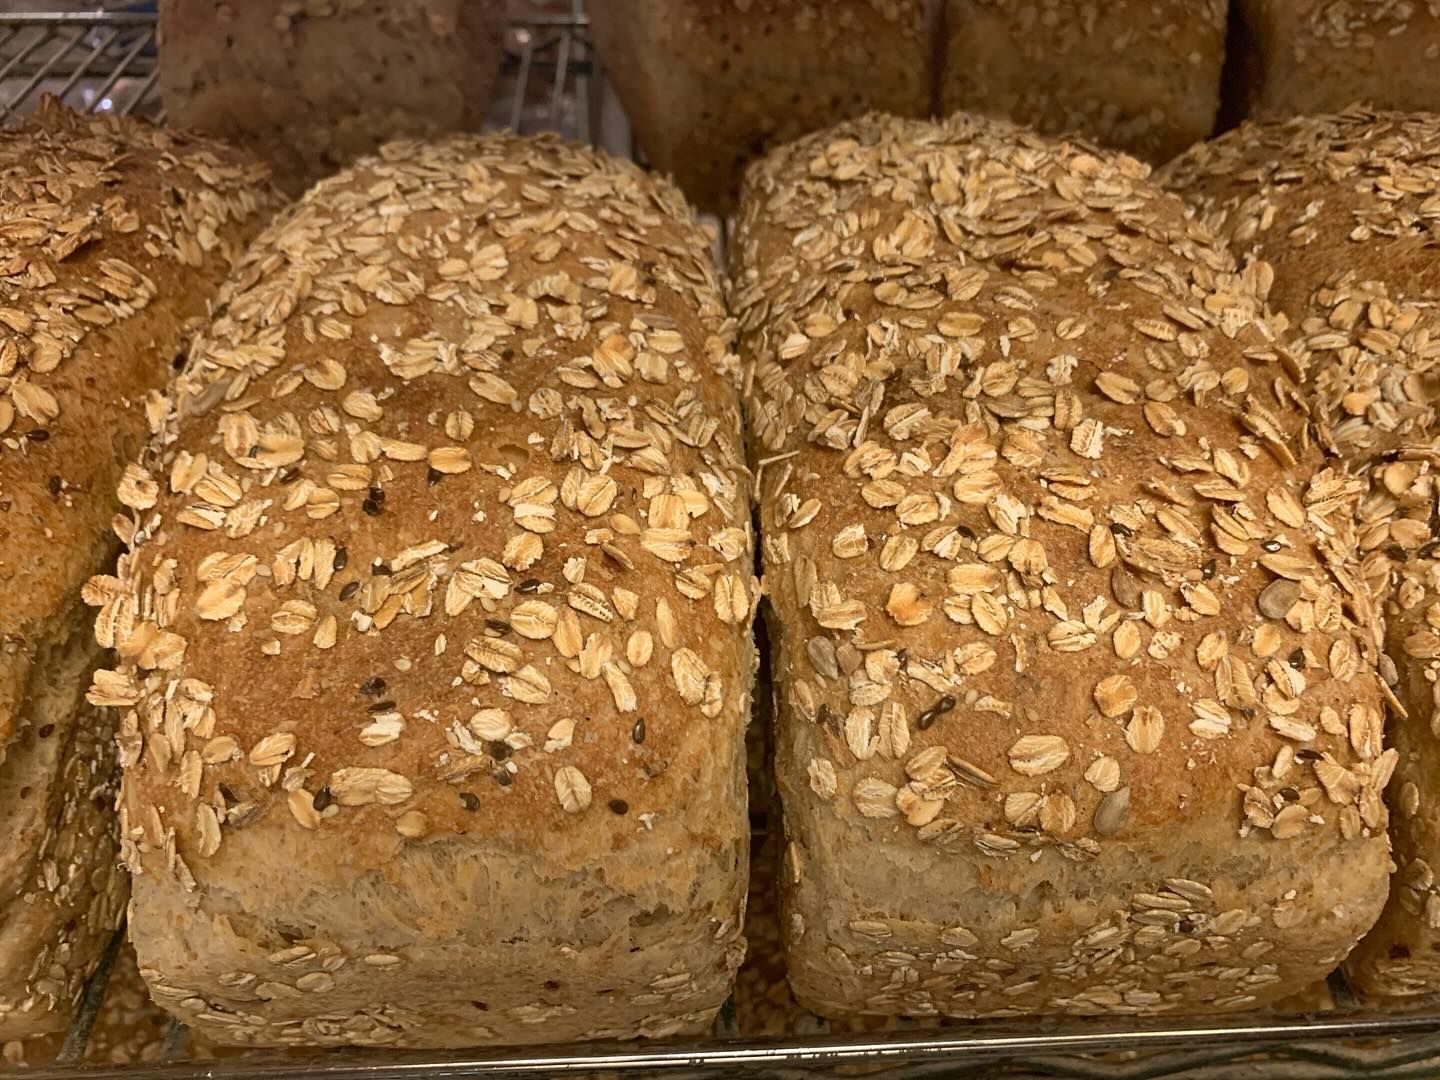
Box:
0;9;157;122
0;4;629;151
6;4;1440;1078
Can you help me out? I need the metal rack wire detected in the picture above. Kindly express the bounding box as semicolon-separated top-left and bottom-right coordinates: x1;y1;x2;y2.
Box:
0;10;158;122
0;5;628;151
6;5;1440;1077
25;998;1440;1079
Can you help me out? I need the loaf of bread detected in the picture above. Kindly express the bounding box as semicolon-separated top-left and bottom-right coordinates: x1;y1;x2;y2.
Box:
1233;1;1440;120
0;100;272;1043
732;110;1392;1018
157;0;505;195
87;132;757;1048
588;0;938;213
1161;109;1440;999
941;0;1227;162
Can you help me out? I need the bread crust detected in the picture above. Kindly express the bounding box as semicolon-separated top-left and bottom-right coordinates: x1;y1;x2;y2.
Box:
589;0;937;213
91;133;757;1048
158;0;505;195
0;101;274;1041
1161;109;1440;1000
1238;0;1440;120
941;0;1228;163
1159;110;1440;468
733;111;1390;1018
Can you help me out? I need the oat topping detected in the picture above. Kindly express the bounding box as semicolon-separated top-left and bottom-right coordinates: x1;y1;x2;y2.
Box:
739;111;1390;1017
1163;107;1440;1000
84;132;756;1046
0;101;271;1040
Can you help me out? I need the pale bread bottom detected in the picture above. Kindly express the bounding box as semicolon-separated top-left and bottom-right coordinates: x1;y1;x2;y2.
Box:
0;613;126;1040
132;820;748;1048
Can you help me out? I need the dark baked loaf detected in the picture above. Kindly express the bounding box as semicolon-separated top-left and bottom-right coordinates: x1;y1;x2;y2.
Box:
1234;1;1440;120
941;0;1228;162
1162;110;1440;999
589;0;938;213
733;110;1392;1018
157;0;505;195
0;100;274;1042
87;132;757;1049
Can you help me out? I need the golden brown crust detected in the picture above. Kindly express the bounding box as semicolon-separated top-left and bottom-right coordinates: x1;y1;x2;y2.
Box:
1159;110;1440;470
589;0;937;213
1161;109;1440;1000
0;99;274;754
158;0;505;195
90;133;757;1048
1238;0;1440;120
941;0;1228;163
734;111;1390;1018
0;100;274;1042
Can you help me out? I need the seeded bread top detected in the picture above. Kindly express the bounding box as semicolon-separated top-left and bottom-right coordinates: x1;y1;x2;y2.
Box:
733;112;1391;861
1161;107;1440;998
1161;109;1440;469
89;133;756;887
0;99;273;757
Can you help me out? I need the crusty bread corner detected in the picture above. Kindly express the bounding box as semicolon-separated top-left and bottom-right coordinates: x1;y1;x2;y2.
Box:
0;100;275;1041
941;0;1227;163
1161;109;1440;1000
732;111;1392;1018
87;132;757;1048
158;0;506;195
589;0;937;213
1237;0;1440;120
1158;109;1440;470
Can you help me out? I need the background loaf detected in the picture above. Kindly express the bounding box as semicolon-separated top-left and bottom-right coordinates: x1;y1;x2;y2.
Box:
158;0;505;195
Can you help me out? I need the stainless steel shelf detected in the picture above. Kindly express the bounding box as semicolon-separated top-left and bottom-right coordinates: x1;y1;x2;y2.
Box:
27;981;1440;1078
5;4;1440;1077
